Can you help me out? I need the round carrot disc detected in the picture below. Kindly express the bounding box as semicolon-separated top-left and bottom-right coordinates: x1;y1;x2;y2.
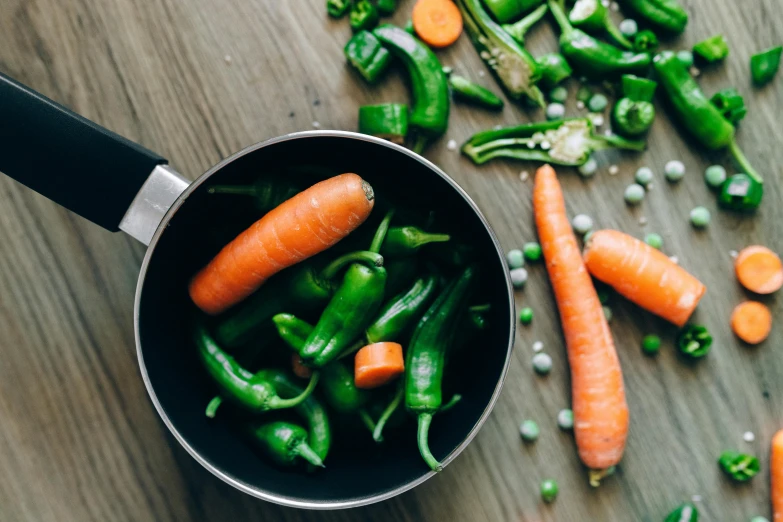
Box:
735;246;783;294
412;0;463;49
731;301;772;345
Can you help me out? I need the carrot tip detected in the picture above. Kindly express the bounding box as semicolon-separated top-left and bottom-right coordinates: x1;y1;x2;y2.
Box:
588;467;616;488
362;180;375;201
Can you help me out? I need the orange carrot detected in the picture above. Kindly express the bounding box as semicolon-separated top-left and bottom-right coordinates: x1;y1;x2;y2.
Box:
533;165;628;482
583;230;706;327
772;429;783;521
731;301;772;344
735;246;783;295
291;354;313;379
354;342;405;389
189;173;375;315
412;0;463;49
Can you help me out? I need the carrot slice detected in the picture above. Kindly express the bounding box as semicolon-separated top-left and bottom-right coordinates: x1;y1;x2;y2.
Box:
735;246;783;294
291;354;313;379
583;229;706;327
533;165;628;478
772;429;783;521
412;0;463;49
189;173;375;315
730;301;772;344
354;342;404;389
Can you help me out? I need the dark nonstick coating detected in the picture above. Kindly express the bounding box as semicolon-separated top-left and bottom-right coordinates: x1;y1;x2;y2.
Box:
137;134;513;508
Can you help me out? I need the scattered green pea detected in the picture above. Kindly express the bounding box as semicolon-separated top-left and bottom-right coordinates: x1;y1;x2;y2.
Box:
519;307;534;325
664;160;686;182
619;18;638;38
588;93;609;112
507;249;525;269
624;183;646;205
540;479;559;503
557;409;574;430
532;352;553;375
677;50;695;68
546;102;566;121
644;233;663;249
523;242;542;262
576;85;592;102
549;86;568;103
603;305;613;322
519;419;539;442
571;214;594;235
510;267;529;288
641;334;661;355
578;157;598;177
704;165;727;188
634;166;654;186
690;206;711;228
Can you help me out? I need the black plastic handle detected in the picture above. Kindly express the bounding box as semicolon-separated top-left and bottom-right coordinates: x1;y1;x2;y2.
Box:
0;72;168;231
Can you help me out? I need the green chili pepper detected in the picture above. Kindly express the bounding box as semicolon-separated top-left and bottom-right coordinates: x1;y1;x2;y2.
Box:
536;53;573;87
358;103;409;144
501;3;549;45
385;257;420;296
615;0;687;33
350;0;379;32
456;0;546;107
751;46;782;86
207;179;300;212
382;226;451;256
710;88;746;125
632;29;659;53
367;273;440;343
196;324;319;412
549;0;651;80
373;25;450;152
677;324;712;358
653;51;764;196
613;98;655;136
664;502;698;522
372;383;404;442
406;265;477;471
326;0;351;18
377;0;397;16
462;118;645;166
718;173;763;211
483;0;544;24
718;451;760;482
249;421;325;468
568;0;633;49
693;35;729;63
449;75;505;110
344;30;392;84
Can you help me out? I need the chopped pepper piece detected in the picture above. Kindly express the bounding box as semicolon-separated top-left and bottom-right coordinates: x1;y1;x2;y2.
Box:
502;3;549;45
350;0;380;32
613;98;655;136
677;324;712;358
377;0;397;16
327;0;351;18
449;75;505;109
750;46;782;86
616;0;687;33
693;34;729;63
664;503;698;522
632;29;659;53
344;31;392;83
718;451;760;482
358;104;409;144
718;173;763;212
710;88;746;125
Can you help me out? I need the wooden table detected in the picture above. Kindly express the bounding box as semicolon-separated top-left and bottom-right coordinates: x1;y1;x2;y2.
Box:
0;0;780;520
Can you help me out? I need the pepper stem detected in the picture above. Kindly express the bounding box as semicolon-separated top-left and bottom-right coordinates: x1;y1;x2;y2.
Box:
592;132;646;152
728;137;763;184
417;413;443;472
205;396;223;418
370;210;396;253
268;371;320;410
358;408;378;433
501;3;548;44
320;251;384;280
337;337;368;360
373;384;404;442
207;185;258;196
438;394;463;414
411;134;429;155
295;441;326;468
604;21;633;50
548;0;573;34
407;230;451;249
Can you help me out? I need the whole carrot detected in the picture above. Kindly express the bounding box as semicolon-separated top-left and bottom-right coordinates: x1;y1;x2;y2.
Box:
533;165;629;484
773;429;783;521
583;230;706;327
190;173;375;315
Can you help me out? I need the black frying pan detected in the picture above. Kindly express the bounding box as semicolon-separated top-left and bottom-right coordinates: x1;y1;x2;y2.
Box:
0;72;514;509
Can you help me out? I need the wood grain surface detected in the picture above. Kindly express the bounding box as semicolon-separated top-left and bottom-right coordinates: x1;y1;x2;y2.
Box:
0;0;781;520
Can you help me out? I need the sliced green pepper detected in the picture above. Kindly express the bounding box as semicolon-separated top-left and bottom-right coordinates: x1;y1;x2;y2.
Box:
358;103;409;144
501;3;549;45
718;451;760;482
615;0;687;33
693;35;729;63
632;29;659;53
483;0;544;24
327;0;351;18
613;98;655;136
718;173;763;211
449;75;505;110
677;324;712;358
350;0;380;32
536;53;573;87
568;0;633;49
710;88;746;125
344;30;392;83
751;46;782;86
664;502;698;522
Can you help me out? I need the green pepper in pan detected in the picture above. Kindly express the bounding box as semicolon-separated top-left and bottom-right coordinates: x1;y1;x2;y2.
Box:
366;273;440;343
568;0;633;49
249;421;325;468
612;75;657;137
548;0;651;80
344;30;392;84
615;0;688;33
664;502;698;522
385;257;420;297
407;265;477;471
456;0;546;107
372;25;450;152
501;3;549;45
350;0;379;32
449;75;505;110
207;178;300;212
359;103;409;144
382;226;451;257
483;0;544;24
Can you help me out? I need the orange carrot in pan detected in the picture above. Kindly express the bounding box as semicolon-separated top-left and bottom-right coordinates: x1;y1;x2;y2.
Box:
190;173;375;315
533;165;628;484
735;246;783;295
772;429;783;521
412;0;463;49
583;230;706;327
354;342;405;389
731;301;772;345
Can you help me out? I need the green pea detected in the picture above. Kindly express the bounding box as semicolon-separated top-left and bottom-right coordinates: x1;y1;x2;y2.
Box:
624;183;645;205
549;86;568;103
704;165;727;188
690;206;711;228
523;242;542;262
510;267;528;288
644;233;663;249
571;214;594;235
519;419;539;442
641;334;661;355
664;160;686;182
540;479;559;503
634;166;654;186
557;409;574;430
519;307;534;325
676;50;695;68
603;305;613;322
578;157;598;177
588;93;609;113
619;18;638;38
576;85;592;102
532;353;552;375
546;102;566;121
507;249;525;269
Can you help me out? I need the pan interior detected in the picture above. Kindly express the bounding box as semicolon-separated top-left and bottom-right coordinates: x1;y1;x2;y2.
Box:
137;135;512;507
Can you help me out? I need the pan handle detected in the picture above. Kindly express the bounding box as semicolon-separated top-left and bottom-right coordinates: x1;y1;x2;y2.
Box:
0;72;189;245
